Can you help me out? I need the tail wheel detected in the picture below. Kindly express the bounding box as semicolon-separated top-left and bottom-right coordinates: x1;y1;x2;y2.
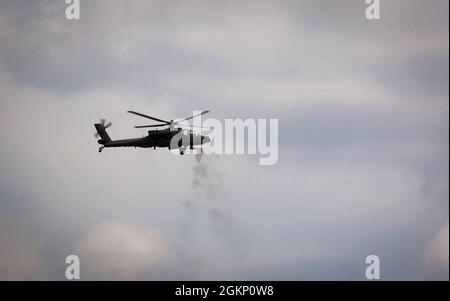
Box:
94;118;112;138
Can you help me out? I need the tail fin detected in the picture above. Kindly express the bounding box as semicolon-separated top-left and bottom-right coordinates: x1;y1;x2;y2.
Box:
94;123;112;144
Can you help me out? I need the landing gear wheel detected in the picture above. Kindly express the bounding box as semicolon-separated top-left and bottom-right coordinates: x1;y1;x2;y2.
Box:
179;148;185;155
99;146;104;153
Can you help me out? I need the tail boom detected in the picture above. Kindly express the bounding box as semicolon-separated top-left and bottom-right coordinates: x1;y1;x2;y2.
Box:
94;123;112;144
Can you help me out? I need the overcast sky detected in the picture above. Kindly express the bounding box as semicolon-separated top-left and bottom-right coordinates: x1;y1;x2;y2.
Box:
0;0;448;280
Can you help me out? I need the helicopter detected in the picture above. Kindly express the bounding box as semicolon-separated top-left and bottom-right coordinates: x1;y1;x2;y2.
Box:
94;110;211;155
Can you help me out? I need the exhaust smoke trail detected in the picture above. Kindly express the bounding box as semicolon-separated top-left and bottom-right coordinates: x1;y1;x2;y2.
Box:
175;152;243;278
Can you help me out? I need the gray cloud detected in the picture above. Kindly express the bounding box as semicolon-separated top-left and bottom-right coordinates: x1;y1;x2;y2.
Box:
425;221;449;274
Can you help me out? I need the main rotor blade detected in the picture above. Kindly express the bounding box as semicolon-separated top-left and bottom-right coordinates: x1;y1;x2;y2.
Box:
134;123;168;128
127;111;170;124
174;110;210;124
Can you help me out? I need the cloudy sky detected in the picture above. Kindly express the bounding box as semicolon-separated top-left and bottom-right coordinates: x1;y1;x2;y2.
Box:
0;0;448;280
